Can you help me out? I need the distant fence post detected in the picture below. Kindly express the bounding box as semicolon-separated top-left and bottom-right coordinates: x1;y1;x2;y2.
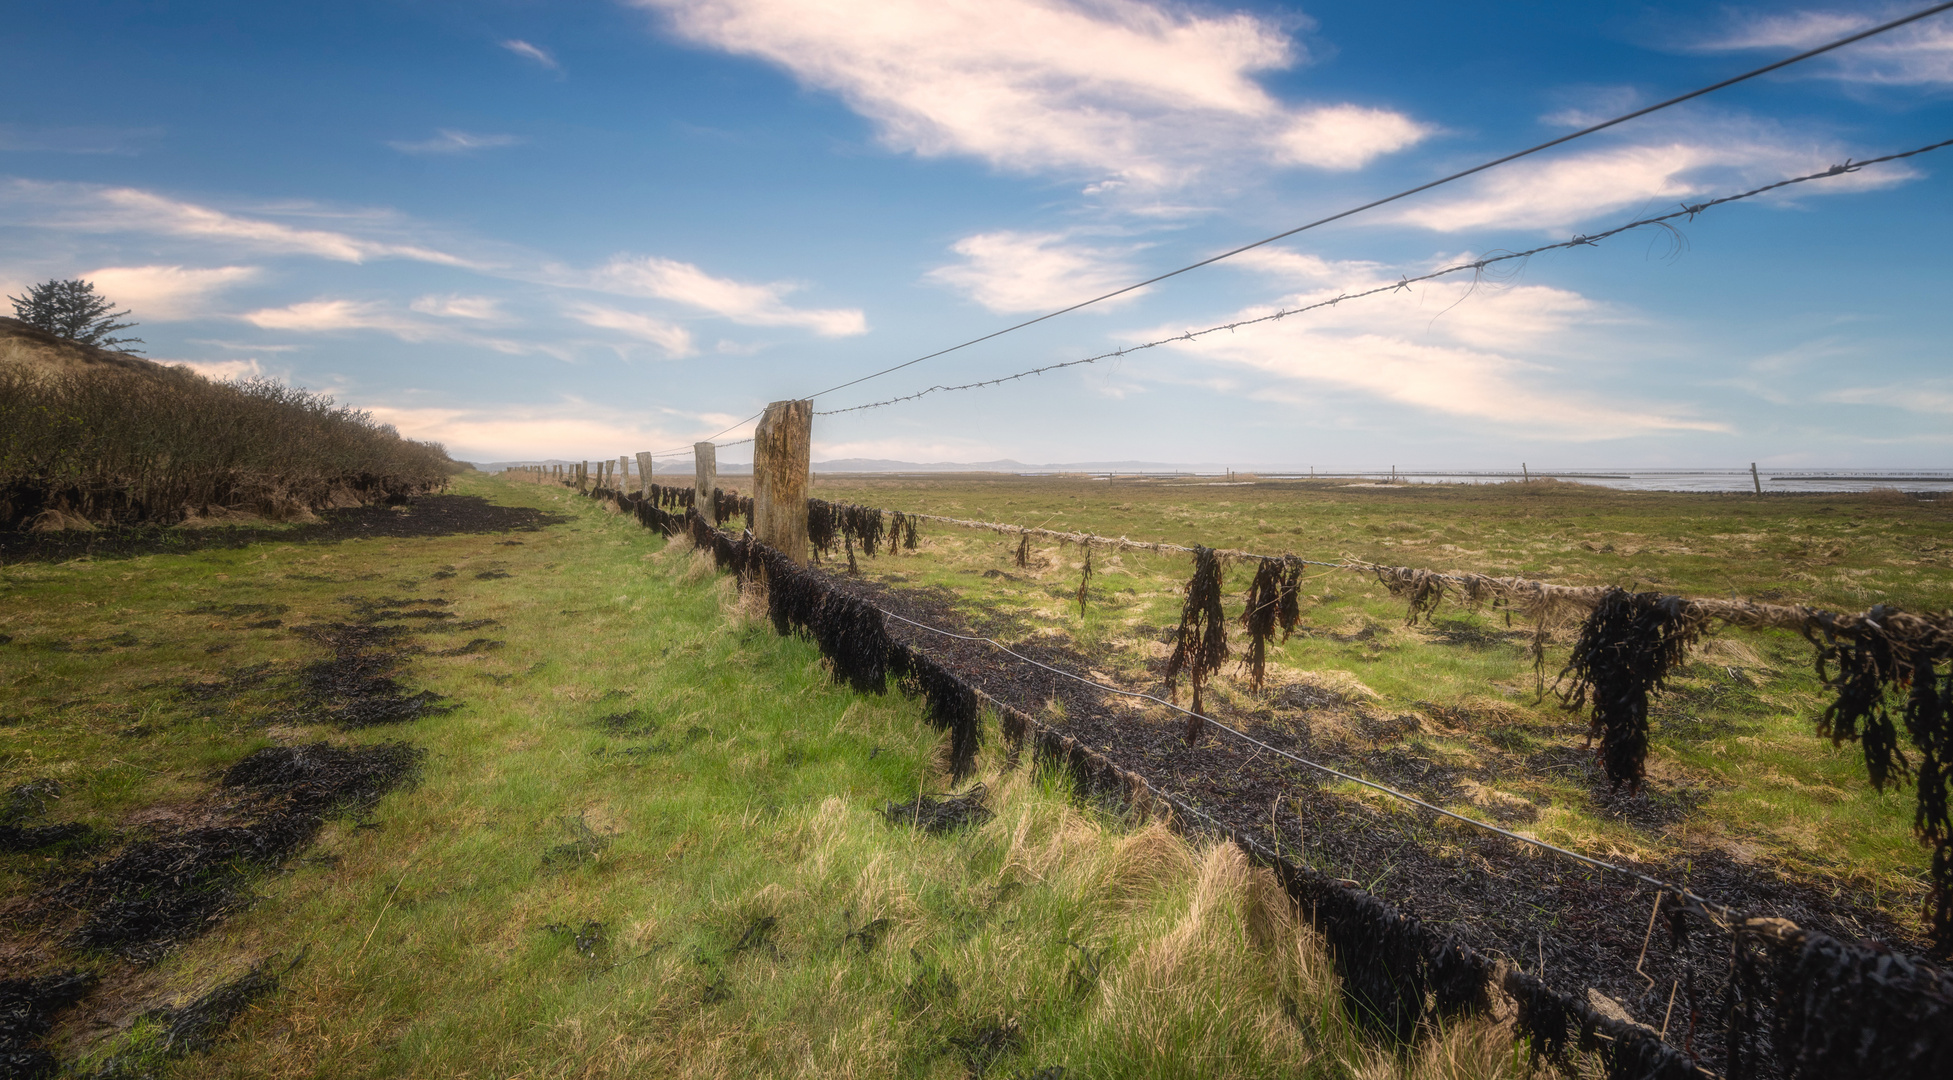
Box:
635;452;653;497
1751;462;1763;497
695;441;718;523
753;400;811;564
619;456;630;490
579;461;589;492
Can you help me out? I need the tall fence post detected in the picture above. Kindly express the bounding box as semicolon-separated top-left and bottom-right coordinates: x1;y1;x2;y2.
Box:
694;441;718;523
753;400;811;564
579;461;589;493
1751;462;1763;497
635;452;653;497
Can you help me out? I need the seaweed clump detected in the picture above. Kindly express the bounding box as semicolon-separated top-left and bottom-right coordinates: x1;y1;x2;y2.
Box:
1165;546;1228;740
890;644;982;782
0;969;96;1080
1807;606;1953;958
61;742;423;961
1238;557;1300;692
883;784;991;834
1557;589;1706;793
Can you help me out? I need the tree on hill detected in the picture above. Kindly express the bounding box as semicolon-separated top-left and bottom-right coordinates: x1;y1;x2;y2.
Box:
8;278;144;353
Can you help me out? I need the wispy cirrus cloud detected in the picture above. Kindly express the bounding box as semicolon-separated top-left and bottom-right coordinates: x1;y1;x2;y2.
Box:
925;231;1146;314
1147;261;1719;439
1822;383;1953;415
634;0;1429;188
0;179;483;267
501;39;562;71
564;303;697;357
585;255;866;336
1696;8;1953;85
239;298;536;354
387;130;524;155
1385;119;1916;234
81;264;259;320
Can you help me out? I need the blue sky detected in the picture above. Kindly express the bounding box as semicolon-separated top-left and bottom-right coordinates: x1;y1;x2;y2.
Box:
4;1;1949;468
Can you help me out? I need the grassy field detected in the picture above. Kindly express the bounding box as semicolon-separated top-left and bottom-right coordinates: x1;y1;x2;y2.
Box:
803;473;1953;929
2;477;1539;1079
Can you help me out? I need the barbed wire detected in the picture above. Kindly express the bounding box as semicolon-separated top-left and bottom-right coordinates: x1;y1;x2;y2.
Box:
792;3;1953;404
816;135;1952;417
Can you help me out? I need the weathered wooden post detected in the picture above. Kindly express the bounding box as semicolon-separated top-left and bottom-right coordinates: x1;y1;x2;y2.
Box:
635;452;653;497
694;442;718;523
580;461;590;492
752;400;811;564
1751;462;1762;497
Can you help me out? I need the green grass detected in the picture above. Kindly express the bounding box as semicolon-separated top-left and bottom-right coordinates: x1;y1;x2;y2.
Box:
805;474;1948;923
3;476;1541;1080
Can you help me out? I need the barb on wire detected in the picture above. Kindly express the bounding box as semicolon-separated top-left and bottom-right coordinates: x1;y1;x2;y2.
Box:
875;605;1736;921
817;135;1952;418
794;2;1953;403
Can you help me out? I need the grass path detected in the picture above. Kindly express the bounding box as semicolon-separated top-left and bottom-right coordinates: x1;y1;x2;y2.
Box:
3;476;1529;1079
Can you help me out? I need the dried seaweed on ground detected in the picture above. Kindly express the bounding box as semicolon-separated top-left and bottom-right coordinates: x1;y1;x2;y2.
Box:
883;784;991;834
1239;557;1282;692
544;920;610;959
1557;589;1707;792
64;743;422;961
0;969;95;1079
542;813;612;867
1165;546;1228;740
291;620;456;729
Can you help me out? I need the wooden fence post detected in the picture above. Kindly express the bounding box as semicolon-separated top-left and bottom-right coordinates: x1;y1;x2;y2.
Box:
580;461;590;492
695;442;718;522
753;400;811;564
1751;462;1762;497
635;452;653;497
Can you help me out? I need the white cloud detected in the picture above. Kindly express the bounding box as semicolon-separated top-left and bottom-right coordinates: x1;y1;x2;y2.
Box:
587;255;866;336
162;357;267;381
1271;104;1430;169
81;265;258;320
0;180;480;267
388;130;523;155
1700;9;1953;85
410;294;505;320
1822;383;1953;415
239;299;535;354
925;231;1144;313
635;0;1428;187
565;303;697;357
1389;128;1916;234
502;39;562;71
364;400;718;461
1143;272;1721;439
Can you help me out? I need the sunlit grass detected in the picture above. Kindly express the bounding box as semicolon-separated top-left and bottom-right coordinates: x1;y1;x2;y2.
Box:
6;476;1550;1079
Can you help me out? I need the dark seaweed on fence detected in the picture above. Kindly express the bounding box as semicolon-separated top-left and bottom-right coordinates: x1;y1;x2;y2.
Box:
889;643;982;781
1165;546;1228;738
1762;925;1953;1080
1806;608;1953;959
1239;557;1282;692
1558;589;1707;793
